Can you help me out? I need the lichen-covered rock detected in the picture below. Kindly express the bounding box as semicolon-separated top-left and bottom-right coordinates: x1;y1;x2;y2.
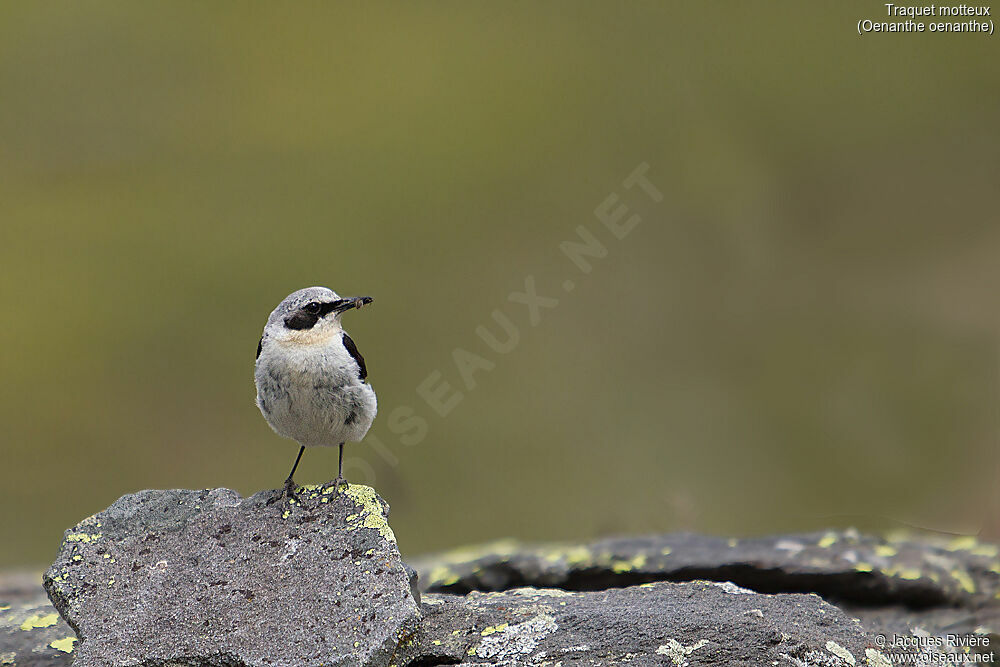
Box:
0;572;77;666
42;483;420;667
16;529;999;666
392;582;891;666
411;531;1000;608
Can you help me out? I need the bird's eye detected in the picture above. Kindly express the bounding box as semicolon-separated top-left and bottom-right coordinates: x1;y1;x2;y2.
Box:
304;301;321;314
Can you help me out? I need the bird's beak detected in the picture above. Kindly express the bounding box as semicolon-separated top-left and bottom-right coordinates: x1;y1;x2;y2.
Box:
331;296;373;314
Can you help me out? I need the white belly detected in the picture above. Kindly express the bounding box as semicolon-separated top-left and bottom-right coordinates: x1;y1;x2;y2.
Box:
255;339;377;447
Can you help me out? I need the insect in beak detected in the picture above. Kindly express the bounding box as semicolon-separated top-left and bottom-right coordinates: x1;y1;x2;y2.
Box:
332;296;373;314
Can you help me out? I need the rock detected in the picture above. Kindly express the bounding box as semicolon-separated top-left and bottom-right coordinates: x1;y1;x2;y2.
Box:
393;582;886;666
18;528;998;665
0;572;77;666
42;483;420;667
410;531;1000;608
409;531;1000;664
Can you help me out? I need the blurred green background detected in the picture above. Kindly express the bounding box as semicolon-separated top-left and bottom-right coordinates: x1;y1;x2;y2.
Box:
1;3;998;569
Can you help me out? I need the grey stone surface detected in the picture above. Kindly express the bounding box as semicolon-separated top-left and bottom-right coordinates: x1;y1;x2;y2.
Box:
394;582;888;666
409;531;1000;664
10;529;998;666
410;530;1000;608
42;483;421;667
0;572;77;666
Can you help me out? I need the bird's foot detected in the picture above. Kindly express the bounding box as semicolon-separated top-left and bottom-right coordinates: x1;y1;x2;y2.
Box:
283;477;301;504
331;475;348;496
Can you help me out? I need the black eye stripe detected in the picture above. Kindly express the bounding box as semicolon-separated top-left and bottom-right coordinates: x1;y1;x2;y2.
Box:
284;311;319;330
283;300;343;330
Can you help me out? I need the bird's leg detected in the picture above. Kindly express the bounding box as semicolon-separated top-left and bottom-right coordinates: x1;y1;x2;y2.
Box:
332;443;347;494
283;445;306;502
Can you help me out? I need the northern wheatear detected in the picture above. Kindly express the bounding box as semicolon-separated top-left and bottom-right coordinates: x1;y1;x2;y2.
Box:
254;287;376;499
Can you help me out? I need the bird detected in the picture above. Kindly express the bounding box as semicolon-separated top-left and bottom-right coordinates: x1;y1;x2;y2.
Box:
254;286;376;500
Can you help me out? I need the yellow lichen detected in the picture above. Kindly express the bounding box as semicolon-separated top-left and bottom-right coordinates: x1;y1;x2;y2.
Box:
427;539;519;568
946;536;979;552
951;569;976;594
594;550;614;564
65;533;102;544
854;562;873;573
295;484;324;500
480;623;508;636
561;545;593;566
971;544;999;558
540;542;596;565
342;484;395;541
50;636;77;653
19;613;59;631
873;545;897;558
817;532;838;548
428;566;459;586
881;565;920;580
611;553;647;573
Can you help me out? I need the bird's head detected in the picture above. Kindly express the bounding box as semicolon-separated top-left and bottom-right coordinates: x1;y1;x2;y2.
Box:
263;286;373;346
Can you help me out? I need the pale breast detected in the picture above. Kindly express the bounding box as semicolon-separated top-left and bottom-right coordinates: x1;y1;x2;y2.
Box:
255;334;376;447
